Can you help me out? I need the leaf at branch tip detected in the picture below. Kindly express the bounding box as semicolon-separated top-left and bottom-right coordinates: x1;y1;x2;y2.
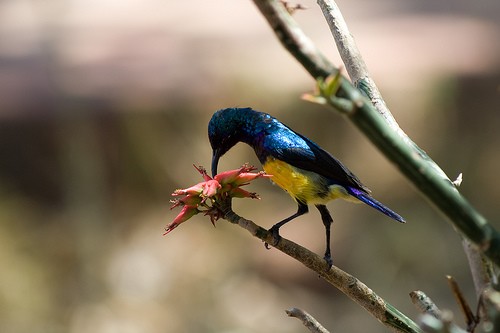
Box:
301;93;327;105
305;72;359;114
452;173;463;188
302;73;342;106
323;72;342;97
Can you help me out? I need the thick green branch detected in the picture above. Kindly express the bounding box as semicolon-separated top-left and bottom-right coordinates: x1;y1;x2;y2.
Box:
218;198;422;333
251;0;500;266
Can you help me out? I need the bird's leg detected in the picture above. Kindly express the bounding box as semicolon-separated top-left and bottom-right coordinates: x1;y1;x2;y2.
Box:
265;202;308;249
316;204;334;269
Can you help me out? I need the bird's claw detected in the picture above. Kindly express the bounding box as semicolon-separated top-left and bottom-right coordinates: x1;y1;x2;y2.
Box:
264;226;281;249
324;253;333;271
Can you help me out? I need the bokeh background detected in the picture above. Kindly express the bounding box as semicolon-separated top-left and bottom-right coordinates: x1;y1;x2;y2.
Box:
1;0;499;332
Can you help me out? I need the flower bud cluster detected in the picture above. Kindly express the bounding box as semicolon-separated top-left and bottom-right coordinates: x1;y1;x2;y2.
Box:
164;164;271;235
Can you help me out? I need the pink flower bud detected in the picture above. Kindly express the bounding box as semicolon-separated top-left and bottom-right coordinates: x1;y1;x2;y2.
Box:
172;182;205;196
231;171;272;186
170;194;203;209
230;187;259;199
193;165;212;181
214;164;255;184
201;179;221;197
164;205;199;235
166;164;270;236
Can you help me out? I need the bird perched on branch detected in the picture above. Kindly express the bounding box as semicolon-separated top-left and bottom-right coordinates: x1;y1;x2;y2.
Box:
209;107;405;267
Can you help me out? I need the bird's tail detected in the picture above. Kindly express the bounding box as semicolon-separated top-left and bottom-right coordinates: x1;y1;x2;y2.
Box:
348;187;405;223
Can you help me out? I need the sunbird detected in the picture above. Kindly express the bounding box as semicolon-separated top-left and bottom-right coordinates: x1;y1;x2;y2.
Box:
209;107;405;266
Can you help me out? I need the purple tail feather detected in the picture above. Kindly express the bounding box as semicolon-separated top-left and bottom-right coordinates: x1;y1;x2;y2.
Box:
348;187;405;223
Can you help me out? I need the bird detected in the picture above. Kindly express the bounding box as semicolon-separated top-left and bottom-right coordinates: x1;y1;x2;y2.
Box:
208;107;405;267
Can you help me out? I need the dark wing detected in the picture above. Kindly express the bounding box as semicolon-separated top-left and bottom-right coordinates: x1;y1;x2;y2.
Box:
264;124;370;193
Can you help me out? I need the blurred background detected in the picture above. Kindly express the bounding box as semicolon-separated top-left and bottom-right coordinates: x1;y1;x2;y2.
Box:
1;0;499;332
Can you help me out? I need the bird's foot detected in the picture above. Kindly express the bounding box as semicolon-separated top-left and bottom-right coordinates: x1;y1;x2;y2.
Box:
264;225;281;249
323;252;333;271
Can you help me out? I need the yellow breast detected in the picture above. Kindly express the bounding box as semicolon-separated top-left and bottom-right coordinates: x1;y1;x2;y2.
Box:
263;157;356;204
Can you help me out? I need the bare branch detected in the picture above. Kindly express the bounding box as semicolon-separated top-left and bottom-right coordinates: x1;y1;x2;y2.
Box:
217;197;422;333
286;307;331;333
252;0;335;79
410;291;467;333
316;0;397;126
462;238;497;299
410;291;443;319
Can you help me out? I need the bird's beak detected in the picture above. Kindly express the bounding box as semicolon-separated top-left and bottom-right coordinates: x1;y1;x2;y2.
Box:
211;149;220;177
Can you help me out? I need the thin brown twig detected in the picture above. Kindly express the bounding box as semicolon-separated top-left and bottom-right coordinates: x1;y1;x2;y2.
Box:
446;275;479;332
286;307;331;333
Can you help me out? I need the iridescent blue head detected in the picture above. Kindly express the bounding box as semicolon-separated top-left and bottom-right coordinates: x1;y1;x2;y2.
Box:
208;107;266;176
